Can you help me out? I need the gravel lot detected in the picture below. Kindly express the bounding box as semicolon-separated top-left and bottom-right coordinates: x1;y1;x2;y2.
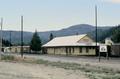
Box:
21;54;120;70
5;53;120;70
1;54;120;79
0;61;88;79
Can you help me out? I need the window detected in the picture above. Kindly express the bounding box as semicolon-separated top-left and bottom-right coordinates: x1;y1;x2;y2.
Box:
86;47;89;53
15;48;17;53
79;47;82;53
54;48;55;54
69;47;71;54
66;47;68;54
89;47;92;49
72;47;74;53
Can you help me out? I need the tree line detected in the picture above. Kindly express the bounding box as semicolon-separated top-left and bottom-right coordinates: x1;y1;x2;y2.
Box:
2;30;54;53
30;31;54;52
3;25;120;53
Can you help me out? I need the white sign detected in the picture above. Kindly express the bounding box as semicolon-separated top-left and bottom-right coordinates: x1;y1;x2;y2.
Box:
99;45;107;52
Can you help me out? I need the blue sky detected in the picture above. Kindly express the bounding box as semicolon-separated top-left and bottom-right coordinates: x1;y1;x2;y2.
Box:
0;0;120;32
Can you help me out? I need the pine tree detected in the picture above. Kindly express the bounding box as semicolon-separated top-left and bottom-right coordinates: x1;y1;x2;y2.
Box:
30;30;42;52
111;26;120;43
49;33;54;41
2;39;12;47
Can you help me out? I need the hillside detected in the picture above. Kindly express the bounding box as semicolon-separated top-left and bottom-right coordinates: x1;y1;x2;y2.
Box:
2;24;112;45
38;24;111;43
88;25;120;43
110;25;120;43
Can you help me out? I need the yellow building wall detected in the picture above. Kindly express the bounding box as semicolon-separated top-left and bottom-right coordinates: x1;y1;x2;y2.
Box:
59;47;66;55
73;47;96;56
46;47;96;56
47;48;54;54
77;47;95;56
47;47;67;55
10;47;19;53
10;47;30;53
72;47;79;55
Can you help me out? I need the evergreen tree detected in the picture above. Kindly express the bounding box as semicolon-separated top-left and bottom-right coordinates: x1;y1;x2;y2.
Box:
49;33;54;41
30;30;42;52
2;39;12;47
111;25;120;43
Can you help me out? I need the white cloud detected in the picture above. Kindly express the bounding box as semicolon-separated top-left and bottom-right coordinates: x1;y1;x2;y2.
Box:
102;0;120;3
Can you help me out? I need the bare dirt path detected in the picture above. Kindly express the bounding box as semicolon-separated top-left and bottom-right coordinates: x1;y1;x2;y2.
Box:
0;61;88;79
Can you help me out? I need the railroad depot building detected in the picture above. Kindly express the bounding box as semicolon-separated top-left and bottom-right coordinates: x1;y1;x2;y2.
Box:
42;34;99;56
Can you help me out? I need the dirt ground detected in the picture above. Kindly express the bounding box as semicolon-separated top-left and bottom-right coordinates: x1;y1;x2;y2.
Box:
2;54;120;79
25;54;120;70
0;61;88;79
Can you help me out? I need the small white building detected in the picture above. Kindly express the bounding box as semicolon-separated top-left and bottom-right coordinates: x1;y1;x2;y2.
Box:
4;46;30;53
105;38;114;45
42;34;100;56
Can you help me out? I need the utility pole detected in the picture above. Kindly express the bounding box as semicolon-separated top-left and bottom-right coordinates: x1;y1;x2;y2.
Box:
21;16;23;57
0;18;3;55
95;6;100;62
9;31;12;52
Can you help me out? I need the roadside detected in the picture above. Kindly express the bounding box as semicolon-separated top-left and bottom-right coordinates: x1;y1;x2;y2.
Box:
9;53;120;71
0;54;120;79
0;61;88;79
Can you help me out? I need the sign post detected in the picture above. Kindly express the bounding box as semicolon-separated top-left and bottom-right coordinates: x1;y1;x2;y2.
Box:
99;45;107;53
99;45;108;61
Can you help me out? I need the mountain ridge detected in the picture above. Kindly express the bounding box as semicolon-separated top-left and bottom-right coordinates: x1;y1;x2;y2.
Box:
1;24;112;45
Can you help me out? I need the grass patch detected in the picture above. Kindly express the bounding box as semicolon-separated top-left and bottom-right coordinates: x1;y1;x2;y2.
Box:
0;55;15;61
33;59;120;79
0;54;120;79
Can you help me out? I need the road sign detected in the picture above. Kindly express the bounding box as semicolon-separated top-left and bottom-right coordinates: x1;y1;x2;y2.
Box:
99;45;107;52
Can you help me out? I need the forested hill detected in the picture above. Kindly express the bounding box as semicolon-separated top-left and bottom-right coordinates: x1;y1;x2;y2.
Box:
1;24;112;45
89;25;120;43
110;25;120;43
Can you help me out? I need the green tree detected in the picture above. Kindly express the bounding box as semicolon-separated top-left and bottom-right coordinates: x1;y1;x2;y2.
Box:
2;39;12;47
30;30;42;52
111;26;120;43
49;33;54;41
